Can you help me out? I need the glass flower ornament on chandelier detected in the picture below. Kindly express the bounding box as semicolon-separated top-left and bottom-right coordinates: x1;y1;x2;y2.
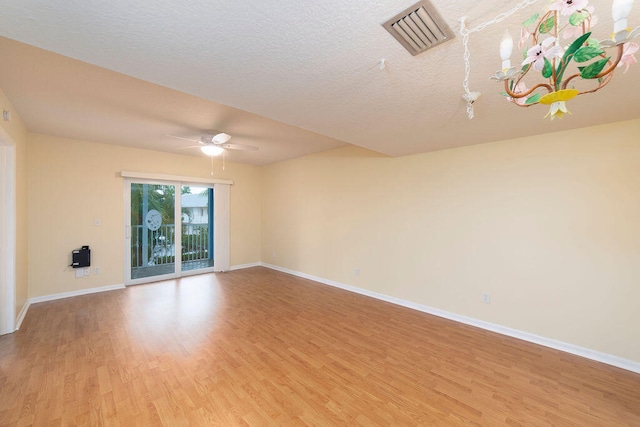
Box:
491;0;640;120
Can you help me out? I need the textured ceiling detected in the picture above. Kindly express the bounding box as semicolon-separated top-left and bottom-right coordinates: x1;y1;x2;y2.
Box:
0;0;639;165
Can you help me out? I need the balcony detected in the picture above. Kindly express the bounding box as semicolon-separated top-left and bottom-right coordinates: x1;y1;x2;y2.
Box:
131;223;214;279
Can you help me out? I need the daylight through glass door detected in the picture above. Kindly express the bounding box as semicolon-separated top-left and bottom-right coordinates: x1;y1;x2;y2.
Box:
130;182;178;280
180;186;214;272
128;182;214;284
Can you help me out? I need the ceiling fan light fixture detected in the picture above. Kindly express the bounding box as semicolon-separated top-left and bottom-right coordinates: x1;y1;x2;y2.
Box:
201;144;224;156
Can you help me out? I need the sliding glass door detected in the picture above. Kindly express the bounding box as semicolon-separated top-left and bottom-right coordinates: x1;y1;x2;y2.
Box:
180;186;214;272
125;180;215;285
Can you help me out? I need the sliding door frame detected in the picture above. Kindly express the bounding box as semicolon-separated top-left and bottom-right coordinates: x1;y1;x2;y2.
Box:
124;178;181;285
121;171;232;286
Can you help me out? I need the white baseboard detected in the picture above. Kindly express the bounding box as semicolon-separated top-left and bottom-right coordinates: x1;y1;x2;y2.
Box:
15;299;30;330
260;263;640;375
29;284;126;305
230;262;261;271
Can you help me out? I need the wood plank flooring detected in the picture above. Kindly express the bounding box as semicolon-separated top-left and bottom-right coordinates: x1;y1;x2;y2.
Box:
1;267;639;426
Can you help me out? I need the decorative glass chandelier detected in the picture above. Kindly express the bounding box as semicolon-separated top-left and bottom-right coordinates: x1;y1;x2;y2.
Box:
491;0;639;120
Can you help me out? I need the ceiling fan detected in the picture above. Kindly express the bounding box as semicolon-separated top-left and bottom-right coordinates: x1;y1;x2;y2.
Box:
167;131;259;156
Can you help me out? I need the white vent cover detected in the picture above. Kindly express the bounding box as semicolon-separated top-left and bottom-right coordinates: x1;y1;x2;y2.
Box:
382;0;454;56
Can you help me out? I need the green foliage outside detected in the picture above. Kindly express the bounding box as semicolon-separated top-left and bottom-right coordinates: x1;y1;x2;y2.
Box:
131;184;211;267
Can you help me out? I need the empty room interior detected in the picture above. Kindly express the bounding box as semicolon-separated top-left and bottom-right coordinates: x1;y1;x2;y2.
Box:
1;0;640;425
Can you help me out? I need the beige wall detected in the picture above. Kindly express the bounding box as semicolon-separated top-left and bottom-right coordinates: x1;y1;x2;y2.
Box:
261;119;640;363
27;134;261;298
0;89;28;321
9;99;640;364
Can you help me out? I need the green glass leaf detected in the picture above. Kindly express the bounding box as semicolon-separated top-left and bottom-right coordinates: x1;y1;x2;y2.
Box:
569;11;588;26
525;93;542;105
574;46;604;62
499;92;509;97
556;31;592;84
563;31;592;60
523;13;540;28
539;16;555;34
542;58;553;78
580;57;610;79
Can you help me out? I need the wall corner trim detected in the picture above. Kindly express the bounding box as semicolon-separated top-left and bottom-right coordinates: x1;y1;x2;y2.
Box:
15;299;30;331
260;263;640;375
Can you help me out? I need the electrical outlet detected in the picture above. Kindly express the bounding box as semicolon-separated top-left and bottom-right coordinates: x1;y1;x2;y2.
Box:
83;267;90;277
481;293;491;304
94;267;100;275
354;268;360;277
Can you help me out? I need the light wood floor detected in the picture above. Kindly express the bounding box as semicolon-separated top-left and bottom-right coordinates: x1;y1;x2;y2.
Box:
1;267;639;426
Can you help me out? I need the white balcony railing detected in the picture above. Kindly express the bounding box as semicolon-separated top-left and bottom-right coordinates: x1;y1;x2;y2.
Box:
131;223;210;268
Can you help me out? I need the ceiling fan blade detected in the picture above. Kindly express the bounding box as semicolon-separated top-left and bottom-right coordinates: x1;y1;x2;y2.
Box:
177;145;201;150
221;143;259;151
166;134;200;143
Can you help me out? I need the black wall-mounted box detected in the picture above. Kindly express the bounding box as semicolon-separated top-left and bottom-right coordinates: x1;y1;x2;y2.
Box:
71;246;91;268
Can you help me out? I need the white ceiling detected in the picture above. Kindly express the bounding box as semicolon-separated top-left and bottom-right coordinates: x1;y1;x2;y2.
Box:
0;0;639;165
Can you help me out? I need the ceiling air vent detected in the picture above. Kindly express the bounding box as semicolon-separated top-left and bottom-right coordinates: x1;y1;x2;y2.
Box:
382;0;454;56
